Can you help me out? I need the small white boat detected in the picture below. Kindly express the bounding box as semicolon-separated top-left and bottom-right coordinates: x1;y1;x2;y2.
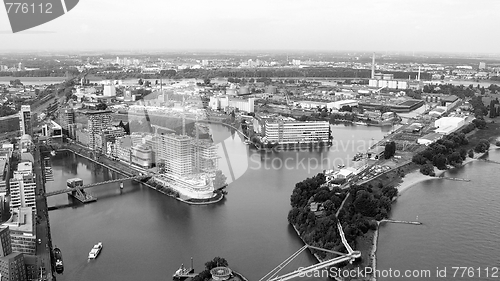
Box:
88;242;103;259
50;151;56;156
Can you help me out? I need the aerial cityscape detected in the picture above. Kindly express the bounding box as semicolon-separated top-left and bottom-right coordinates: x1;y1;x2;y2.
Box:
0;1;500;281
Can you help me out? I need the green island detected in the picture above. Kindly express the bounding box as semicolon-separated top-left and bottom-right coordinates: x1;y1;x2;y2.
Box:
287;84;500;280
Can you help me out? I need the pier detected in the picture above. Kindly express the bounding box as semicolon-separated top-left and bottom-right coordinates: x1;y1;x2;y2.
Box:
437;176;471;182
380;219;422;225
480;159;500;165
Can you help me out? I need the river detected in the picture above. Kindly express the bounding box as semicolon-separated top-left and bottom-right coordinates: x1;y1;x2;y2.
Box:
377;150;500;280
45;124;388;281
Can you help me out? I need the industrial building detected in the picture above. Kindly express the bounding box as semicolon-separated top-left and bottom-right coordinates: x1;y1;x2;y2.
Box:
417;132;444;146
209;96;255;113
294;100;358;111
434;117;465;135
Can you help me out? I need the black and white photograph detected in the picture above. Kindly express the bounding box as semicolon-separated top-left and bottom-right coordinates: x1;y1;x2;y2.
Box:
0;1;499;280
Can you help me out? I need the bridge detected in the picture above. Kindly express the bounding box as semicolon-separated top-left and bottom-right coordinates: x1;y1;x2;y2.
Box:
45;175;150;197
259;221;360;281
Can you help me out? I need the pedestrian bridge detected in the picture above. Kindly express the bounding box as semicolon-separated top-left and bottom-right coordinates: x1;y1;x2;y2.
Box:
45;175;150;197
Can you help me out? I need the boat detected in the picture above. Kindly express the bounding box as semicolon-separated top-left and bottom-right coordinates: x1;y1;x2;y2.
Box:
173;262;194;279
53;247;64;274
88;242;103;259
50;151;56;156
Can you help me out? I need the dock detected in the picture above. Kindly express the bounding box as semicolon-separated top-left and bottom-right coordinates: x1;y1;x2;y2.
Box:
380;219;422;225
438;177;471;182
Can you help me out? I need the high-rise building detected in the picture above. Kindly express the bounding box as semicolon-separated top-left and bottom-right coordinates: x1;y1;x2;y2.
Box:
19;105;32;136
191;140;218;173
157;134;192;176
0;227;27;281
61;108;76;138
0;226;12;256
479;62;486;70
2;207;36;255
86;111;112;150
9;162;36;211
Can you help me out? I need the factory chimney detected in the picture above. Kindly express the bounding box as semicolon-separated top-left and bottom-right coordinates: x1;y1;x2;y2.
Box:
417;66;421;81
371;53;375;79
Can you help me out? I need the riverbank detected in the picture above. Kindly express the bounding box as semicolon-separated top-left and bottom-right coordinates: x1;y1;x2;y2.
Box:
365;148;493;280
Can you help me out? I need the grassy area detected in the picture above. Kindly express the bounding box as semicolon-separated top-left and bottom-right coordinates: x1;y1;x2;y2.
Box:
465;121;500;150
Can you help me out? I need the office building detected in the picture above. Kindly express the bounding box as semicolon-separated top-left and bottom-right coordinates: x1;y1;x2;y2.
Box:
61;108;76;138
9;162;36;212
86;111;112;150
95;127;125;154
157;134;192;176
19;105;32;136
2;207;36;255
0;227;27;281
191;140;218;173
130;144;154;168
257;116;330;145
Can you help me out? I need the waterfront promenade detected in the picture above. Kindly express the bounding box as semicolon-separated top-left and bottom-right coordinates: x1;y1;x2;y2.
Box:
34;145;56;281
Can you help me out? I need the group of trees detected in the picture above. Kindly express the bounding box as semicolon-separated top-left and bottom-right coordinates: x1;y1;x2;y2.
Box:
191;257;229;281
474;139;490;153
287;173;398;259
412;132;470;170
0;105;17;117
384;141;396;159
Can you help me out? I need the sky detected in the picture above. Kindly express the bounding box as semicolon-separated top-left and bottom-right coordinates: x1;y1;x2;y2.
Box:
0;0;499;54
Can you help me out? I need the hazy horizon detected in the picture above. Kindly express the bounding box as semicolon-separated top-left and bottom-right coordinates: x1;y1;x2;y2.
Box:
1;0;499;54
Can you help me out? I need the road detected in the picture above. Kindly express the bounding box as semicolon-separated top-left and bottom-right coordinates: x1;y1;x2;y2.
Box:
34;145;56;281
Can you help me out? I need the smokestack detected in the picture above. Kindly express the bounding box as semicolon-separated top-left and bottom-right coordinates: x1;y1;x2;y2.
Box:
417;66;421;81
371;53;375;79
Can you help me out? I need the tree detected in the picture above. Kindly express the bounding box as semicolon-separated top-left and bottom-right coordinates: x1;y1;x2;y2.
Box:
204;78;211;85
468;149;474;158
384;141;396;159
432;154;447;170
213;170;227;189
420;163;435;176
95;103;107;110
138;78;143;85
205;257;228;270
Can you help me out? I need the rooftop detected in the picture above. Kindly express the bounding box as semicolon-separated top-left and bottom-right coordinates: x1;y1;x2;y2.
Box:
2;207;35;234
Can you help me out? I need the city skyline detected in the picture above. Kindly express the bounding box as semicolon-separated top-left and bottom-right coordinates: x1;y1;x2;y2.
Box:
0;0;499;54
